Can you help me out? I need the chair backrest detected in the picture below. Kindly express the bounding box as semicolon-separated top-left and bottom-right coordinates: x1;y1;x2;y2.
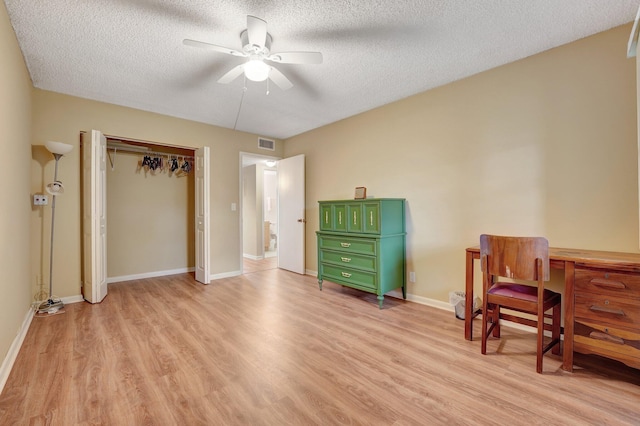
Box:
480;234;549;281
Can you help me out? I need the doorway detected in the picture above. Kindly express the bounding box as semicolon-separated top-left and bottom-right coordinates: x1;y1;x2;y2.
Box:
240;152;279;274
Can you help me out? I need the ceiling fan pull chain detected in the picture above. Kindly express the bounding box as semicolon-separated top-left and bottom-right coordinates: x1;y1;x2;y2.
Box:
233;85;247;130
266;77;270;95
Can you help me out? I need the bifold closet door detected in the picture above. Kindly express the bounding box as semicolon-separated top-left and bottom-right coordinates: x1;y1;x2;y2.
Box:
195;146;210;284
81;129;108;303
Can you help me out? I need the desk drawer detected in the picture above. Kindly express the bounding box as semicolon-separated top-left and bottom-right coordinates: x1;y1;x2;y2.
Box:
319;249;376;272
573;320;640;369
318;235;376;256
321;263;377;291
575;269;640;299
575;294;640;330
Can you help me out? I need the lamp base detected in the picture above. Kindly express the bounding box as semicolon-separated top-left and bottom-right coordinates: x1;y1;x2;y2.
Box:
36;298;64;315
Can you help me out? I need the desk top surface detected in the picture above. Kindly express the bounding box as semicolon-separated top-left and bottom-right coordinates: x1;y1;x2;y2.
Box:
466;245;640;269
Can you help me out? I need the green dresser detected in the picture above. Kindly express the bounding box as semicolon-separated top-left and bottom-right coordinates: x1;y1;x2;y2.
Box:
316;198;406;308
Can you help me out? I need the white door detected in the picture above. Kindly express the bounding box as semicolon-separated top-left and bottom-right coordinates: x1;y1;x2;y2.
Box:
277;154;305;274
195;146;210;283
82;130;108;303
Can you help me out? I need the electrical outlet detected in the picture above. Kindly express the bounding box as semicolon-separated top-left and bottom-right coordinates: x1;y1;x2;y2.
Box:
33;194;48;206
409;271;416;283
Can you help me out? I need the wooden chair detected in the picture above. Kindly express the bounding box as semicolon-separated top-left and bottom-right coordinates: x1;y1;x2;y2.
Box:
480;234;562;373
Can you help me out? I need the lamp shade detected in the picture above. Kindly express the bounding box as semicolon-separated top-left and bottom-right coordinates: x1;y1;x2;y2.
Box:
45;141;73;155
244;57;270;82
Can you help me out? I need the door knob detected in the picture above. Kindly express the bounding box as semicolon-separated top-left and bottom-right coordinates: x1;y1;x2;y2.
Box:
297;218;306;223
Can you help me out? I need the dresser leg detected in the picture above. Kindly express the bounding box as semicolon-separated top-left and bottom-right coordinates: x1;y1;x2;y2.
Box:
318;278;323;291
402;284;406;299
377;295;384;309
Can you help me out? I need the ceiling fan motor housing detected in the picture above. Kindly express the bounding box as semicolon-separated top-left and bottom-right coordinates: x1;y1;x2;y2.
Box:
240;29;272;55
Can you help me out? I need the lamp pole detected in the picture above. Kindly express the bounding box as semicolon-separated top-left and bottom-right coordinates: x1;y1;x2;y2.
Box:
37;153;64;313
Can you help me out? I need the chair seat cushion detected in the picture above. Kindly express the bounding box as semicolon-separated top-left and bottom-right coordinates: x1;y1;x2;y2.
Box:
488;283;559;303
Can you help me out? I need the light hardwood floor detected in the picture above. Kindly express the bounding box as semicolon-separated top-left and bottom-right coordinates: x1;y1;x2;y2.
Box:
1;266;639;425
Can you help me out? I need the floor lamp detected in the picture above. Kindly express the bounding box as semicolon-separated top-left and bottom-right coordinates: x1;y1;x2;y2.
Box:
37;141;73;314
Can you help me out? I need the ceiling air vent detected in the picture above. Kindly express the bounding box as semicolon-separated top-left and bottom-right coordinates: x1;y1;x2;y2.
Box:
258;138;275;151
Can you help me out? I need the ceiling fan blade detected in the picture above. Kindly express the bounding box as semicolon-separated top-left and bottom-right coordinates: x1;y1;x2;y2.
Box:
247;15;268;49
218;65;245;84
269;67;293;91
183;39;246;57
267;51;323;65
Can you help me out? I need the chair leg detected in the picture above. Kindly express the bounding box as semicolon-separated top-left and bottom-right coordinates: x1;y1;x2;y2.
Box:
492;305;500;338
552;302;561;355
481;301;488;355
536;309;544;374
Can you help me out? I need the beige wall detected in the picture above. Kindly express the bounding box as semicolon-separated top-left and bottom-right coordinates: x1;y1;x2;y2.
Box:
31;90;283;299
106;151;194;278
0;2;33;362
285;24;639;303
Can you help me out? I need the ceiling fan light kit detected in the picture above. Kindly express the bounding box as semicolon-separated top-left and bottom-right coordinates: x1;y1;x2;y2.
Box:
183;15;322;91
244;56;270;82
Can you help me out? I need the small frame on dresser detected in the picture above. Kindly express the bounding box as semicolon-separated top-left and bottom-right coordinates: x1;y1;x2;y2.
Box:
354;187;366;199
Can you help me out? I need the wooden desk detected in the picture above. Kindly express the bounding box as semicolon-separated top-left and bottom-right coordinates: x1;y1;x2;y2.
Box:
465;246;640;372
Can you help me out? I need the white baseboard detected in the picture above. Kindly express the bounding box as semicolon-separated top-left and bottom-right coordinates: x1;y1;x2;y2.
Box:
305;269;318;277
243;254;264;260
210;270;241;280
386;290;454;311
107;267;195;284
61;295;84;304
0;306;34;395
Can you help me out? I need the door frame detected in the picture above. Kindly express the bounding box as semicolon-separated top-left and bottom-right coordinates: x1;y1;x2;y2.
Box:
239;152;280;274
83;132;211;288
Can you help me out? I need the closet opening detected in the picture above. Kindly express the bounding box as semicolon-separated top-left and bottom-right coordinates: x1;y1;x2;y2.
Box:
105;136;197;283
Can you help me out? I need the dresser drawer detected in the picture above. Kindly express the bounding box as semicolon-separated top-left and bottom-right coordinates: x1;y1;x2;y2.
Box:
319;249;376;272
321;263;377;291
575;293;640;330
575;269;640;299
573;320;640;369
318;235;376;256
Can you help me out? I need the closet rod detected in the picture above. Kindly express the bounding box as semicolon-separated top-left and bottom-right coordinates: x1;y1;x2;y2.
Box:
106;145;194;159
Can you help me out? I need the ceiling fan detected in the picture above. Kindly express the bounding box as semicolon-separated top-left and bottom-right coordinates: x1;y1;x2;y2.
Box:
183;15;323;91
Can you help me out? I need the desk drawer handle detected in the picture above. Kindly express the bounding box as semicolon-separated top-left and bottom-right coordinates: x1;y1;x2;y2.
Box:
341;257;351;263
340;242;351;248
590;278;626;290
341;272;352;278
589;331;625;345
589;305;625;316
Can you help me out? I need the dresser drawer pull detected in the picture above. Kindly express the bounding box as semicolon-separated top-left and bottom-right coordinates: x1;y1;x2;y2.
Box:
590;278;626;290
589;331;625;345
341;272;352;278
341;257;351;263
589;305;625;316
340;242;351;248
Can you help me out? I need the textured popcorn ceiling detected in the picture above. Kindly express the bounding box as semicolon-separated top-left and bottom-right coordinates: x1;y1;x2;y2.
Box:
4;0;640;139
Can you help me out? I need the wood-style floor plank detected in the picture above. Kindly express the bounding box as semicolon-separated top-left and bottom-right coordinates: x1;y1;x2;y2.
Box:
1;264;640;425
